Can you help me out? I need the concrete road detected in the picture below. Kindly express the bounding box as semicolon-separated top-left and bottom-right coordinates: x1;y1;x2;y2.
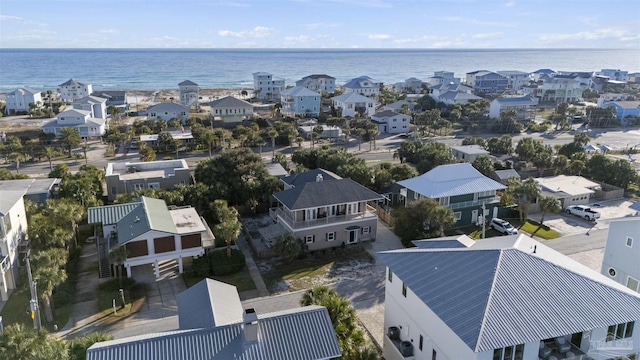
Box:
544;228;607;255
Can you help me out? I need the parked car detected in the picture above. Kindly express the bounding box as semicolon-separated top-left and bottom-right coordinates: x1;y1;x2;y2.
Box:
565;205;601;221
490;218;518;235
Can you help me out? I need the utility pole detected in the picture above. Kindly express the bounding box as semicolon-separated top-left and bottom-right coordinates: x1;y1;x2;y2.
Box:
25;256;42;333
481;203;487;239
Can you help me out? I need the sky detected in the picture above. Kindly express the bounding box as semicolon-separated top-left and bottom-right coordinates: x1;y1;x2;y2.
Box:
1;0;639;49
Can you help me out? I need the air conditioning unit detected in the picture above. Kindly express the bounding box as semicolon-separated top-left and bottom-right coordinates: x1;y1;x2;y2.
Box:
388;326;400;340
400;341;414;357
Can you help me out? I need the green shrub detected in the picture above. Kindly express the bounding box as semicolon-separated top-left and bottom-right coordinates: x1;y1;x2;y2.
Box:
192;256;210;277
209;249;246;276
101;277;137;291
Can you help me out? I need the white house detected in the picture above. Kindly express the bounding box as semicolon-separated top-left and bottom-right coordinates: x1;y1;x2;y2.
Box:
598;69;629;82
208;96;254;123
379;234;640;360
536;77;587;103
253;72;285;101
429;82;480;105
428;71;460;87
4;88;42;115
535;175;601;207
147;102;189;123
395;78;423;93
602;217;640;293
371;110;410;134
489;96;538;120
178;80;199;109
58;79;93;103
331;92;377;117
296;74;336;93
72;95;107;119
497;70;531;92
0;190;27;301
343;76;381;98
41;109;107;138
450;145;490;162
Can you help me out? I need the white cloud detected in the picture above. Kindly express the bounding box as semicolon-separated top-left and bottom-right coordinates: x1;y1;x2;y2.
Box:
504;1;515;7
368;34;391;40
436;16;516;27
284;35;310;42
472;32;504;39
393;35;439;44
305;22;340;30
98;29;119;34
538;27;635;43
218;26;276;38
0;15;24;22
318;0;392;8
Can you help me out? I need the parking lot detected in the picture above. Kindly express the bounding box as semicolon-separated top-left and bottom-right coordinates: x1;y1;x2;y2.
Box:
538;198;637;235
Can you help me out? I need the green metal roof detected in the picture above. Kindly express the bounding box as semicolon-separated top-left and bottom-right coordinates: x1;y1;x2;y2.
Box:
88;203;140;225
116;197;177;244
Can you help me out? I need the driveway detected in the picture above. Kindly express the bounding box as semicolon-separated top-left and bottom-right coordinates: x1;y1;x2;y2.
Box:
536;198;637;235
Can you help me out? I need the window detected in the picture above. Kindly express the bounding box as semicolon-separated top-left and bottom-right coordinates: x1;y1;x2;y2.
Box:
148;182;160;189
362;227;370;234
432;349;437;360
402;282;407;297
493;344;524;360
413;191;419;200
326;232;335;241
305;235;315;244
454;212;462;221
607;322;635;341
419;335;423;351
627;276;639;292
388;269;393;282
626;236;633;247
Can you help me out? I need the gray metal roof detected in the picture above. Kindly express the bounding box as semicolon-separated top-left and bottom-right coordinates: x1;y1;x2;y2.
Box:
280;86;321;97
450;145;489;155
493;96;537;105
0;190;25;216
178;279;243;330
331;92;375;103
0;178;60;196
397;163;505;199
372;109;402;118
209;96;253;108
179;80;198;86
378;244;640;352
86;306;341;360
73;95;107;104
58;78;87;86
273;178;383;210
493;169;520;180
281;168;341;187
87;203;140;225
147;102;189;113
412;236;474;249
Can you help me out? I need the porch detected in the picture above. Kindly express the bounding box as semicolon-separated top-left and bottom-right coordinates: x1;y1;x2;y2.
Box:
269;205;378;230
539;336;587;360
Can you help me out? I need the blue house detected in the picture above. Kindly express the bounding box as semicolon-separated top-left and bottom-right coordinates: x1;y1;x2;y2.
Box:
397;163;506;226
601;101;640;125
280;86;321;117
465;70;509;95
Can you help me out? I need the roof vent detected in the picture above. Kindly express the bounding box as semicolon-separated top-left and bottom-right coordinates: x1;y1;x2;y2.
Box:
316;174;323;182
134;216;140;223
243;308;259;343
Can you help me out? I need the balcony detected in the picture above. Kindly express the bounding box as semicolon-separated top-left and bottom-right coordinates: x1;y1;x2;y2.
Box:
449;196;500;210
0;254;10;273
383;330;414;360
539;337;586;360
269;206;377;230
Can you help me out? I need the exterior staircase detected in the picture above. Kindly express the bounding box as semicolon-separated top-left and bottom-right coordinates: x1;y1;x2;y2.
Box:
97;238;112;278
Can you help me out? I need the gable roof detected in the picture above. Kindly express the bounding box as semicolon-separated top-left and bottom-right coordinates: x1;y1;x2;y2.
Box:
147;102;189;113
179;80;198;86
57;109;91;117
331;92;375;103
343;76;381;89
378;235;640;352
383;100;413;111
116;197;178;244
0;190;25;216
438;91;482;102
58;79;87;87
8;87;39;96
178;279;243;330
603;100;640;109
209;96;253;108
73;95;108;105
397;163;505;198
492;169;520;180
281;168;341;187
280;86;321;97
273;178;383;210
88;203;141;225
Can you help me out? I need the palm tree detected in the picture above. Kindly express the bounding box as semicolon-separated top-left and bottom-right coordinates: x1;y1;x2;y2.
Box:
59;127;82;157
32;248;68;322
538;195;561;228
81;143;89;164
240;90;248;99
273;234;304;263
428;205;456;237
44;146;55;171
366;125;379;151
267;128;279;159
0;323;70;360
108;105;122;125
356;129;366;151
212;201;242;258
296;136;305;148
201;128;216;158
47;198;85;247
69;332;114;360
109;245;128;289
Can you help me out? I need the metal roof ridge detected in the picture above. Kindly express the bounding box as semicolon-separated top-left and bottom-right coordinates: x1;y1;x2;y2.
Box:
474;249;504;352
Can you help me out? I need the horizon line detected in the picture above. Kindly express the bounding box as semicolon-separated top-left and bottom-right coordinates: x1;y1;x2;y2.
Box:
1;47;637;51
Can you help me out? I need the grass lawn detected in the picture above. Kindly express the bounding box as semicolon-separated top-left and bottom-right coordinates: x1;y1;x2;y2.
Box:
519;220;561;240
452;219;561;241
182;267;256;292
97;279;147;318
0;282;33;328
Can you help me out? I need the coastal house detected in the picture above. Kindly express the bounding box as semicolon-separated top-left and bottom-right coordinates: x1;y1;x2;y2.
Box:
397;163;506;226
382;100;414;113
139;128;194;149
269;169;384;250
87;197;214;279
208;96;254;123
4;87;42;115
296;74;336;93
602;217;640;293
280;86;321;117
597;93;632;106
629;73;640;84
450;145;490;163
91;90;128;112
41;109;107;138
600;101;640;125
298;126;341;140
534;175;601;207
536;77;587;103
378;234;640;360
531;68;556;82
0;190;27;301
490;169;521;185
597;69;629;82
0;178;60;205
371;110;410;134
253;72;285;101
179;80;199;109
394;78;423;93
488;96;538;120
147;102;189;123
497;70;531;92
429;82;480;105
86;278;341;360
58;79;92;103
343;76;382;98
72;95;107;119
465;70;509;95
331;92;377;117
105;159;191;202
428;71;460;87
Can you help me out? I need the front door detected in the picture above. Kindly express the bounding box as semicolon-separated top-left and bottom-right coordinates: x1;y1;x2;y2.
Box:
471;210;478;224
348;230;358;244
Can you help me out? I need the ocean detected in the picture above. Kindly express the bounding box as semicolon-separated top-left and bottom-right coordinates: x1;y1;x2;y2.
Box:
1;48;639;92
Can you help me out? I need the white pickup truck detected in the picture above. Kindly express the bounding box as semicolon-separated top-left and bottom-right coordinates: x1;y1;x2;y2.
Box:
565;205;601;221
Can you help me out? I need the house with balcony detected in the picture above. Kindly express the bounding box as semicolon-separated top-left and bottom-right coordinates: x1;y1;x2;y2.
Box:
280;86;321;117
397;163;506;226
105;159;191;201
598;69;629;82
602;217;640;293
465;70;509;95
87;278;341;360
489;96;538;120
88;197;214;279
72;95;107;119
147;102;189;123
394;78;423;93
536;77;587;103
378;233;640;360
92;90;128;112
179;80;199;109
270;169;384;250
428;71;460;87
429;82;480;105
296;74;336;93
209;96;254;123
600;101;640;125
58;79;93;103
4;87;42;115
0;190;27;301
497;70;531;92
41;108;107;138
253;72;285;101
331;92;377;117
371;110;410;134
343;76;382;98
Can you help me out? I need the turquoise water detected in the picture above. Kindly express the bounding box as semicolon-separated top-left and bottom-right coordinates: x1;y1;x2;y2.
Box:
1;48;638;92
